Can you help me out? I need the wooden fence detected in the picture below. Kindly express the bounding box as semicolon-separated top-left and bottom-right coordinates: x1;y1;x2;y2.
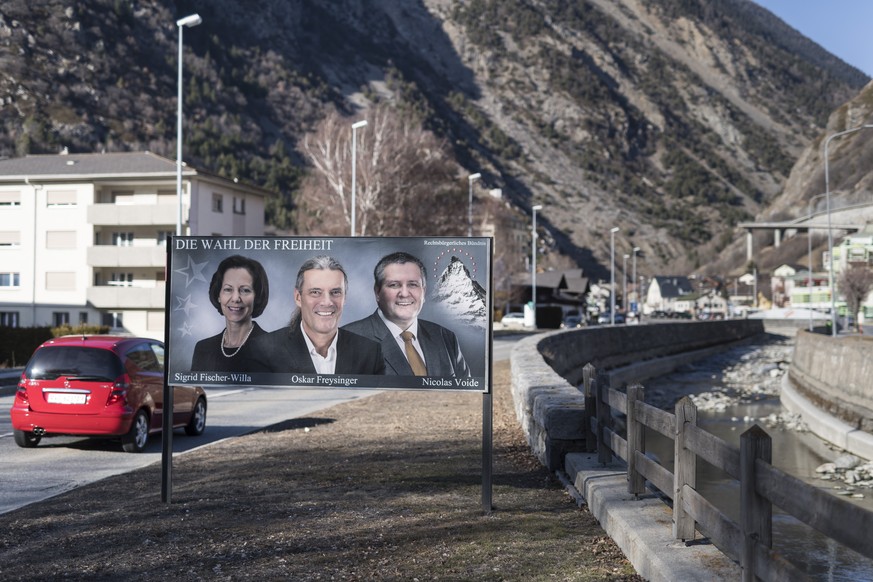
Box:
580;363;873;582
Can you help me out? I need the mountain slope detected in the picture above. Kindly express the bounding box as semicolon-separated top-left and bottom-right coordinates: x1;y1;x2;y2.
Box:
0;0;867;279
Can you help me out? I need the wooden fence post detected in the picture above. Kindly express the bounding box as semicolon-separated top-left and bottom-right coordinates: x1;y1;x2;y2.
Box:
596;370;611;465
626;383;646;496
582;363;597;453
673;396;697;541
740;425;772;582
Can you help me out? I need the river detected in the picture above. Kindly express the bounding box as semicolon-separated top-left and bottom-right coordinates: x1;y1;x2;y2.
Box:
641;331;873;581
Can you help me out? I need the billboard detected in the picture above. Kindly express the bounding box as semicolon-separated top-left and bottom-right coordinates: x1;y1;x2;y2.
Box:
166;236;492;392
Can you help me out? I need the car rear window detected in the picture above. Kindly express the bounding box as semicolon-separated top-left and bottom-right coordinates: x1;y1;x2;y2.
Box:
25;346;124;381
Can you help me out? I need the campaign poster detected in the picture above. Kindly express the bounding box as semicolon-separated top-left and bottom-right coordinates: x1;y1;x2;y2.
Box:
166;236;492;392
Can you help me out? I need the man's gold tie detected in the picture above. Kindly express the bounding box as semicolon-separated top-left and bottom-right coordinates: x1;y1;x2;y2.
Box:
400;330;427;376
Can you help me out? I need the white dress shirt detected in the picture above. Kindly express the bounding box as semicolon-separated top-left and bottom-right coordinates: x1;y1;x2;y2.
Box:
300;324;338;374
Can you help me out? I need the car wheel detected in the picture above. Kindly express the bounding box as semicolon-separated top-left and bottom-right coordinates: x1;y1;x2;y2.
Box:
184;397;207;436
13;429;41;448
121;410;150;453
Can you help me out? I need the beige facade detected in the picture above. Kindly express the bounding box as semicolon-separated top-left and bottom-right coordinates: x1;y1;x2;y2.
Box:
0;152;270;339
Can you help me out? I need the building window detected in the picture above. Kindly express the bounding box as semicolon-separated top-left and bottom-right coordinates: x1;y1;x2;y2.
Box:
0;273;20;288
157;230;173;245
45;272;75;290
212;193;223;213
233;196;246;215
147;310;165;331
46;231;76;249
0;312;19;327
0;231;21;247
102;312;123;329
0;191;21;206
112;232;134;246
110;272;133;287
79;312;88;324
46;190;78;206
52;312;70;326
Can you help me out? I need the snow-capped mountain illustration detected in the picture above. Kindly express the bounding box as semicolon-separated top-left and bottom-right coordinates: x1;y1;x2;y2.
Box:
431;256;487;329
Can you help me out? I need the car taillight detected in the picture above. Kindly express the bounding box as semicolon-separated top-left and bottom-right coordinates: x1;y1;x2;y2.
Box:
15;378;29;404
106;377;130;406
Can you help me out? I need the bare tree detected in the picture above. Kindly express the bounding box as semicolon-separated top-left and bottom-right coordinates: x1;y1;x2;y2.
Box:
297;103;464;236
837;263;873;332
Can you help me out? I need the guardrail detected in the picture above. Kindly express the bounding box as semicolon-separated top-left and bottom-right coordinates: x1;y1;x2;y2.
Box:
581;363;873;582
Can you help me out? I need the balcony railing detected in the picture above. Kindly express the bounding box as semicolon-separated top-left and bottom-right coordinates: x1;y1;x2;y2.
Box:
87;245;168;268
88;203;179;226
86;284;166;309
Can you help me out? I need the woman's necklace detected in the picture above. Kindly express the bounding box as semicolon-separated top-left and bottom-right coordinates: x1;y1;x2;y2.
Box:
221;322;255;358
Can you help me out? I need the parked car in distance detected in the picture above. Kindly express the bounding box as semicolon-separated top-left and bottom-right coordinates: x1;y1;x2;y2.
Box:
561;314;584;329
500;312;527;329
10;335;206;453
596;312;625;325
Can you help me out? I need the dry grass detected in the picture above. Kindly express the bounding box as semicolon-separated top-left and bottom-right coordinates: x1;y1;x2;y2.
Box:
0;361;642;581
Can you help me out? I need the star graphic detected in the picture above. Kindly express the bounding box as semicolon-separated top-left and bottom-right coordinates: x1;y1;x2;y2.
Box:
174;256;209;288
178;322;194;337
174;294;197;317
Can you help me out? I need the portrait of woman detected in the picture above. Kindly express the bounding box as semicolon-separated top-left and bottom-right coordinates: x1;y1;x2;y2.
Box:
191;254;270;372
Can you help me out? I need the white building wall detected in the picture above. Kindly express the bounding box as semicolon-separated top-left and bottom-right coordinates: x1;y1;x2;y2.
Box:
0;167;267;340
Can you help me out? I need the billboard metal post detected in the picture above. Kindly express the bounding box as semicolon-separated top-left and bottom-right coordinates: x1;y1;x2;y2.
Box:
482;391;493;514
162;241;175;504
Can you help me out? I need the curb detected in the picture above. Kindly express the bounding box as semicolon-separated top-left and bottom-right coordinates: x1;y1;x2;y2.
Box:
780;374;873;461
563;453;740;582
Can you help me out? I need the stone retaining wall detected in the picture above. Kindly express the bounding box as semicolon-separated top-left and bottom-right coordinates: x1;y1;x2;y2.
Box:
510;320;765;470
789;331;873;432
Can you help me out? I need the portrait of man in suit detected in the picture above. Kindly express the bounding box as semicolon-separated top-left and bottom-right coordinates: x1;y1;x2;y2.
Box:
249;255;385;375
343;251;471;377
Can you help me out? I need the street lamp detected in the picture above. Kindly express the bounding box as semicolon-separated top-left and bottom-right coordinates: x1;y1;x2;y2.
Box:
622;254;629;313
175;13;202;237
531;205;543;329
610;227;619;325
632;247;640;316
350;119;368;237
824;124;873;336
806;193;827;332
468;173;481;237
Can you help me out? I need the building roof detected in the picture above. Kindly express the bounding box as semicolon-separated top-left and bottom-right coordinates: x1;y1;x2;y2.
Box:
652;275;694;298
0;151;274;196
0;151;182;179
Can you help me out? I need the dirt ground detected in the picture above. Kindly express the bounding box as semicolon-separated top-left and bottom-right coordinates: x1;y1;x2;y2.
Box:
0;360;643;581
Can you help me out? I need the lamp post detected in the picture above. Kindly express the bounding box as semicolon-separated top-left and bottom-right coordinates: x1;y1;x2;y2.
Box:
622;254;629;313
468;173;481;237
806;193;827;332
350;119;368;237
632;247;640;316
824;124;873;336
175;13;202;237
531;205;543;329
610;227;619;325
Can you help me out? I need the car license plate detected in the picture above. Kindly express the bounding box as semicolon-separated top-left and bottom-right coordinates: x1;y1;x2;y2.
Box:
47;393;87;404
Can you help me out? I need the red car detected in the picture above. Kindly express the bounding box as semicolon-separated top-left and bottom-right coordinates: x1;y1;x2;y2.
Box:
10;335;206;453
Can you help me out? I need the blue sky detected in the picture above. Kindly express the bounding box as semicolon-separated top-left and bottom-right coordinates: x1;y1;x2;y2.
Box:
754;1;873;77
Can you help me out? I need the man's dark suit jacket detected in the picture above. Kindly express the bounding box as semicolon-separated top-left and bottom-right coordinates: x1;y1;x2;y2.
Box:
247;324;385;375
342;311;471;377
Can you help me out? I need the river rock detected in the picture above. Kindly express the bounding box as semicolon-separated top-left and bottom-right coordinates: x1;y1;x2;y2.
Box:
835;454;862;470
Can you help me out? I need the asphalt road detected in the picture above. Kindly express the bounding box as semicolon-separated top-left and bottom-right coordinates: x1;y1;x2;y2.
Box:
0;335;523;515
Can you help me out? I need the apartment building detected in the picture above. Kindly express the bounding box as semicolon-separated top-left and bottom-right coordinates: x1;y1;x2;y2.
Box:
0;151;270;340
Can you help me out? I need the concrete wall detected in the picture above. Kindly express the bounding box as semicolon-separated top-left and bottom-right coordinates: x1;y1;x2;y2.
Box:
510;320;765;470
789;331;873;432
